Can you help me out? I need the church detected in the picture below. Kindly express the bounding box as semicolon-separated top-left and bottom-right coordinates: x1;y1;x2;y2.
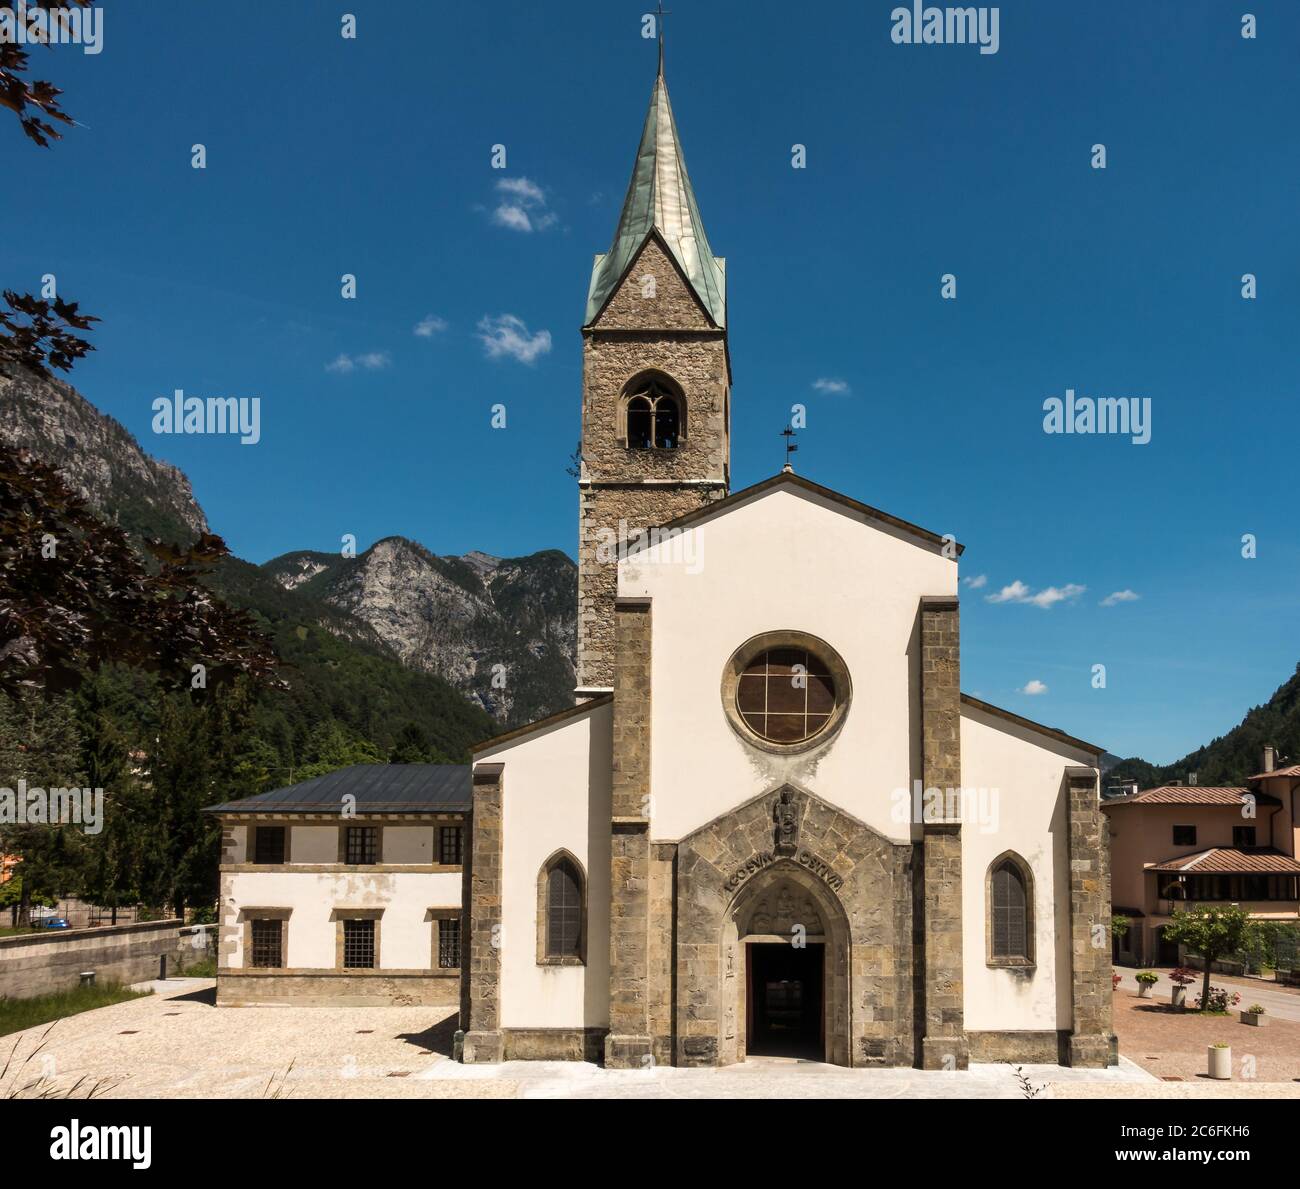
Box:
460;55;1115;1070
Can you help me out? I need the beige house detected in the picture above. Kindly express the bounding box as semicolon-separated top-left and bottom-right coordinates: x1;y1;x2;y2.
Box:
458;58;1115;1071
1103;750;1300;966
207;765;467;1006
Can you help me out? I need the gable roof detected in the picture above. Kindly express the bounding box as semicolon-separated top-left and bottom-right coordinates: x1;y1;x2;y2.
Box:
1150;846;1300;875
1251;764;1300;779
584;66;726;329
204;764;471;815
1104;786;1281;808
959;693;1102;757
471;693;613;756
627;470;965;558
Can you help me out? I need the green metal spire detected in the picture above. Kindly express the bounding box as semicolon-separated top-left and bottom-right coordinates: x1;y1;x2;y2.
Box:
584;65;726;328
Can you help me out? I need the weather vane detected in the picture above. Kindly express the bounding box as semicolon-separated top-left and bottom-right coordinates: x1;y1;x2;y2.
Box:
781;425;798;472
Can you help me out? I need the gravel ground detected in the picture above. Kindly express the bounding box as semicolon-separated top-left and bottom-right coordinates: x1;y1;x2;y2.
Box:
1113;982;1300;1084
0;977;1290;1099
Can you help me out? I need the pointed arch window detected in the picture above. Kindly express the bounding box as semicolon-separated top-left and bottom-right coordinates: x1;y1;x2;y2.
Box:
537;851;586;965
623;380;682;450
987;853;1034;967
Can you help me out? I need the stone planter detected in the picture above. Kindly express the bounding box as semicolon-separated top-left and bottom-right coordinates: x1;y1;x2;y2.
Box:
1208;1046;1231;1080
1171;985;1187;1009
1240;1011;1268;1027
1137;983;1152;998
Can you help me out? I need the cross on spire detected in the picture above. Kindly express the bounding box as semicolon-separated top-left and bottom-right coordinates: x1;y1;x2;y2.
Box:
780;425;798;472
656;1;671;75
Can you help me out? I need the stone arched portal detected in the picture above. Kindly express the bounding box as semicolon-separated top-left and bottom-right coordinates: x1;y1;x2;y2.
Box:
723;861;851;1064
673;783;916;1068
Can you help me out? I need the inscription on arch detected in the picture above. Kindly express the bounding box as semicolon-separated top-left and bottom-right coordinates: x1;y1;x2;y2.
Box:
722;847;844;894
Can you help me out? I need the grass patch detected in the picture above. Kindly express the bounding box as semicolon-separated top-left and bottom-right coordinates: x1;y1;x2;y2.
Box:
0;982;151;1037
173;956;216;978
0;927;40;938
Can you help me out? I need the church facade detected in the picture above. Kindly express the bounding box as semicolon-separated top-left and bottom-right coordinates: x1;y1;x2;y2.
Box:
461;61;1114;1070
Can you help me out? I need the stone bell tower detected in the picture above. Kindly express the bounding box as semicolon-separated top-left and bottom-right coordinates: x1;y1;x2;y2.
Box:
576;55;731;692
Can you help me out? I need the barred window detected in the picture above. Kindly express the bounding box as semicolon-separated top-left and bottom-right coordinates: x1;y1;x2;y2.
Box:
736;648;836;744
547;858;583;958
437;918;461;969
439;825;464;866
342;918;375;968
253;826;285;864
344;826;379;865
991;860;1029;961
250;919;283;968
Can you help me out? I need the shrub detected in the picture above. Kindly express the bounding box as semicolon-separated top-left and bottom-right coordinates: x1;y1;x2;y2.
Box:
1193;986;1240;1014
1246;1003;1265;1015
1135;971;1160;985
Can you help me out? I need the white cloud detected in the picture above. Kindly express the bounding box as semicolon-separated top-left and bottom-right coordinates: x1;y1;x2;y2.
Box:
1101;589;1140;607
986;579;1031;604
496;176;545;205
325;351;390;374
986;579;1085;608
1019;679;1048;696
413;315;448;338
477;314;552;365
962;574;988;589
812;378;850;394
1025;583;1086;609
490;176;557;233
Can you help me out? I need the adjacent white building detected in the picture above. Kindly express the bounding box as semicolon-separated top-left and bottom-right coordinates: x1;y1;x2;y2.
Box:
209;765;467;1007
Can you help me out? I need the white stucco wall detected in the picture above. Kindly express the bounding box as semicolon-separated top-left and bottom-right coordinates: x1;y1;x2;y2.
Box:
476;701;613;1029
960;703;1097;1031
222;821;461;971
618;484;958;841
224;868;461;969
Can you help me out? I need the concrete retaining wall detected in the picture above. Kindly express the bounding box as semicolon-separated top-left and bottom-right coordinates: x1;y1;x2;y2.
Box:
0;919;213;999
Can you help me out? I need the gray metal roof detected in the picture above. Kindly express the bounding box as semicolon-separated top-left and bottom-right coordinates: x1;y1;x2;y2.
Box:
584;64;726;328
205;764;471;815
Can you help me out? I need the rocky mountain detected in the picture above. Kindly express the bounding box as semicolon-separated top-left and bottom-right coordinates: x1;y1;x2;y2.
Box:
263;540;577;728
0;363;208;545
0;362;577;744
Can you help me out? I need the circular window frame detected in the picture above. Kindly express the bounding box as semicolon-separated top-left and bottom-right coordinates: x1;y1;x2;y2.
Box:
720;630;852;755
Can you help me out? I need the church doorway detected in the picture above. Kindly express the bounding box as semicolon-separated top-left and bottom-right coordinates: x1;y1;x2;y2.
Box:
746;941;824;1059
720;861;849;1065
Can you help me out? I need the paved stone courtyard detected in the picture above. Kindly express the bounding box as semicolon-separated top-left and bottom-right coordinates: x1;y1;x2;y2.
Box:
2;978;1297;1099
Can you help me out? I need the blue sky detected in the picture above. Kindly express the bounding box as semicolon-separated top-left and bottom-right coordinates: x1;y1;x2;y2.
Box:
8;0;1299;764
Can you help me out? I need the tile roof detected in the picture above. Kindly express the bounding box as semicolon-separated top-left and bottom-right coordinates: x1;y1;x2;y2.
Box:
1107;786;1280;807
204;764;471;815
1150;847;1300;875
1250;765;1300;779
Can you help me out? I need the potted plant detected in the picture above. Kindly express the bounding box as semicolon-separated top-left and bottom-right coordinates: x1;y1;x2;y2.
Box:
1135;971;1159;998
1194;986;1240;1015
1208;1043;1231;1080
1168;966;1196;1009
1112;972;1122;991
1240;1004;1267;1027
